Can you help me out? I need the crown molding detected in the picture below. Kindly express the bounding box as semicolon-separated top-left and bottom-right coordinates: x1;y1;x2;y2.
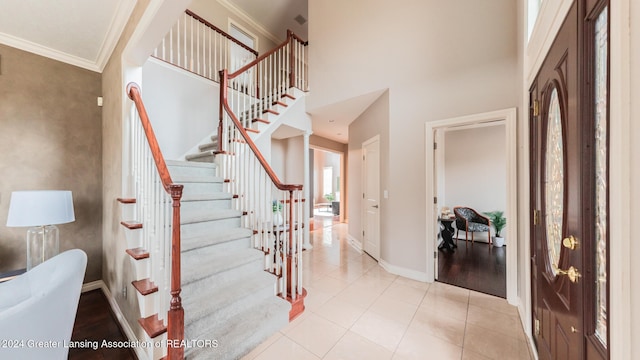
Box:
216;0;281;44
96;0;137;72
0;32;100;72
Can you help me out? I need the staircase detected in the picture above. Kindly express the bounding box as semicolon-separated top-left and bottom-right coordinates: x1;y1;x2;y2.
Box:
168;160;290;359
122;18;308;359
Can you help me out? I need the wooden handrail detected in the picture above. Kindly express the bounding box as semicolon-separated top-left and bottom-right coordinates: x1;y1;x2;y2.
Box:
185;9;258;56
127;82;185;360
228;30;308;80
219;70;302;192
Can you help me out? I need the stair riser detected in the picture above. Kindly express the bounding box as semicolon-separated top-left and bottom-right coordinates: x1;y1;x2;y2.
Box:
180;182;224;195
182;257;263;290
183;236;251;254
181;216;242;237
187;155;216;163
184;280;276;339
181;199;232;212
167;164;217;178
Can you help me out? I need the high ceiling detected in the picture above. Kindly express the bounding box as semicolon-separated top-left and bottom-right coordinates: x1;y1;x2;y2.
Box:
0;0;357;143
0;0;134;72
226;0;308;41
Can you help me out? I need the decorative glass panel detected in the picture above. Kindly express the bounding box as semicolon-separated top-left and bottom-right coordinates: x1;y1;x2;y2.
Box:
594;6;608;346
545;88;564;275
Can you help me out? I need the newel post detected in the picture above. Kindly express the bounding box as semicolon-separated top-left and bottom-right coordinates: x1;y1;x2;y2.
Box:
167;184;184;360
287;30;295;89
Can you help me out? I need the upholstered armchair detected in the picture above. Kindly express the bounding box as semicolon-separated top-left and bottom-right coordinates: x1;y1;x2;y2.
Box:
0;249;87;359
453;207;492;246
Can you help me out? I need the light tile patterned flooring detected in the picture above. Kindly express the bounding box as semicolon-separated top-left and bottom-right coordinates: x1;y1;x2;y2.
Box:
243;224;533;360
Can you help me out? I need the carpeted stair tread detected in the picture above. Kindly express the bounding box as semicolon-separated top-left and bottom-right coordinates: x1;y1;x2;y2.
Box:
183;272;277;335
185;150;218;162
182;248;263;286
185;296;290;360
181;208;242;225
182;227;253;252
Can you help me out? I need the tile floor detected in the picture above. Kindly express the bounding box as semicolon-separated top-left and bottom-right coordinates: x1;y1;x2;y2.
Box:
243;224;533;360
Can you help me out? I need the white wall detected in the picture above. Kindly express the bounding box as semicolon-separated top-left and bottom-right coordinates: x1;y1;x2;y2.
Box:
142;58;218;160
271;138;287;181
444;124;507;241
311;0;518;273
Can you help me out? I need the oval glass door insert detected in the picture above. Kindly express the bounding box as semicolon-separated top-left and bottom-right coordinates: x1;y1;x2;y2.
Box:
545;88;564;275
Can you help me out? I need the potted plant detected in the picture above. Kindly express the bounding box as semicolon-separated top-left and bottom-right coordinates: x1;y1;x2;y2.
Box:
324;193;335;202
485;211;506;247
272;200;284;226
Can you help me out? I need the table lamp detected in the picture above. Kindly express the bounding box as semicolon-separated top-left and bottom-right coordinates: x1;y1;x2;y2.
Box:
6;190;75;270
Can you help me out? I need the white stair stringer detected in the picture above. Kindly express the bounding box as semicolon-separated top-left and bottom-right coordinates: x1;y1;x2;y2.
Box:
165;161;290;360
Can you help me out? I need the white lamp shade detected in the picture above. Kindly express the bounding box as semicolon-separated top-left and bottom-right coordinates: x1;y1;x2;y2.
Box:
6;191;75;227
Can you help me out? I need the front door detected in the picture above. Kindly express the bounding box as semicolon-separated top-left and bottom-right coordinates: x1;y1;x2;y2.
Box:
530;1;609;359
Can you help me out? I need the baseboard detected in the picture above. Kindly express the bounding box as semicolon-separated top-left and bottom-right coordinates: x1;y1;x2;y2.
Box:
378;259;428;282
346;234;363;254
81;280;148;360
518;298;539;360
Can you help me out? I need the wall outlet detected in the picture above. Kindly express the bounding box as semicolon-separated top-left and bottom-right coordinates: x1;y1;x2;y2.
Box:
122;285;127;299
97;96;103;107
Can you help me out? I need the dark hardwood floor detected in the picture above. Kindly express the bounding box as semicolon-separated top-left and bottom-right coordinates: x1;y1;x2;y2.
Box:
437;238;506;298
69;289;137;360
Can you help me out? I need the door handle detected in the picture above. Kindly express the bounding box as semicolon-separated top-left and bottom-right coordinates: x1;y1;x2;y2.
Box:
372;205;379;208
553;264;581;283
563;235;579;250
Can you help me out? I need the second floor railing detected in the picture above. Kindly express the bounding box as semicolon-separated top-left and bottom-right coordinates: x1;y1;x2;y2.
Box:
152;10;258;83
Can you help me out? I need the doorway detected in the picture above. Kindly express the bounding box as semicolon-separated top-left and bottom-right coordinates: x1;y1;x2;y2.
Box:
309;148;342;230
529;2;609;359
362;135;381;261
426;108;518;304
435;123;508;298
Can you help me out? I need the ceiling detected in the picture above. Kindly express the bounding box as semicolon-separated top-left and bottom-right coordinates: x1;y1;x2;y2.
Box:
0;0;360;144
0;0;135;72
226;0;308;41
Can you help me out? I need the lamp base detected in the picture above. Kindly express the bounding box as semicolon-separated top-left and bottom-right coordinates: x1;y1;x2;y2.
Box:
26;225;59;271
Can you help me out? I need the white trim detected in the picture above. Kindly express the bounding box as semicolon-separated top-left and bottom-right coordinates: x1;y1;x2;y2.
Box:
0;32;100;72
82;280;104;293
425;108;519;306
347;234;363;254
379;259;428;283
81;280;148;360
228;19;259;52
609;0;632;358
525;1;573;84
96;0;137;72
216;0;281;44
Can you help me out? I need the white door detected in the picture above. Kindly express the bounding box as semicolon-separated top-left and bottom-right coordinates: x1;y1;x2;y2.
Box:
363;136;380;260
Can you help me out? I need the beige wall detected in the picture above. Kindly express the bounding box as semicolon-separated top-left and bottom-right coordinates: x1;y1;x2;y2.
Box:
0;44;103;282
311;0;518;273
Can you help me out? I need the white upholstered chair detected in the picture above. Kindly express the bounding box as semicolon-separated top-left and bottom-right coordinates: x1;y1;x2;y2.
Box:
0;249;87;359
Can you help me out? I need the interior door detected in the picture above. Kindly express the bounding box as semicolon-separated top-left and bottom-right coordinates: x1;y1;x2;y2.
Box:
530;1;609;359
363;136;380;260
530;3;583;360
